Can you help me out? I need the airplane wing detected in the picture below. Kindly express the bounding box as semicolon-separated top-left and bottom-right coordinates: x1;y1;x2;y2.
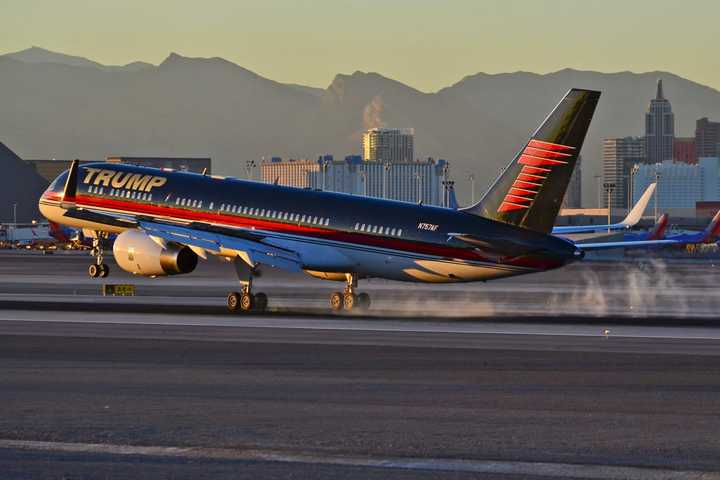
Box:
138;220;303;272
552;182;656;235
574;239;678;251
62;203;303;271
62;207;138;229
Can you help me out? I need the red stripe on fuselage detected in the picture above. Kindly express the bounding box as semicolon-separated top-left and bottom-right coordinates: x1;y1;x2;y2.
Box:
71;194;496;263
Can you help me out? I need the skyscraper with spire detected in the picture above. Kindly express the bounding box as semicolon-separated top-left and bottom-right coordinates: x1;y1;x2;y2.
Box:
644;79;675;163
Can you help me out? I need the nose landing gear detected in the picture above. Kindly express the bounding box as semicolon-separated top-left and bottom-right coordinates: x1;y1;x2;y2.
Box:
330;273;371;312
88;232;110;278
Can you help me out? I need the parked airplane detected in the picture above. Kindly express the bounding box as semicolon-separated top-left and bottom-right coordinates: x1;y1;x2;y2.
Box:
552;182;656;235
39;88;674;312
623;213;668;241
663;210;720;245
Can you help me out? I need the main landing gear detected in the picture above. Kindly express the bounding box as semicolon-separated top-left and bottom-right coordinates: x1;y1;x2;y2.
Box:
227;256;268;313
88;232;110;278
330;273;371;312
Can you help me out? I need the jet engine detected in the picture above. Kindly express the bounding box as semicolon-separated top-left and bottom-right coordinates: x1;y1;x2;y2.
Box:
113;229;198;276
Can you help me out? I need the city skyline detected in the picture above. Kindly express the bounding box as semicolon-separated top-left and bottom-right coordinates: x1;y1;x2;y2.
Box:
3;0;720;93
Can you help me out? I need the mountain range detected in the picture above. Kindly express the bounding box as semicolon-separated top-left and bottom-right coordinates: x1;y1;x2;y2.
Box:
2;46;720;207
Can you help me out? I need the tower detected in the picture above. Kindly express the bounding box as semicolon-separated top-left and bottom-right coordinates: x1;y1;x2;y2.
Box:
644;79;675;163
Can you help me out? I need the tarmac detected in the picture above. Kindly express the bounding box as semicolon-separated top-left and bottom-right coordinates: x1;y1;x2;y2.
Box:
1;250;720;479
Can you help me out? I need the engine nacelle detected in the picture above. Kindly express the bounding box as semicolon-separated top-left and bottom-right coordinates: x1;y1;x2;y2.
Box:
113;229;198;276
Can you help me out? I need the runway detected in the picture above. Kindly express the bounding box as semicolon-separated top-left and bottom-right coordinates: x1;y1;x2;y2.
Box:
2;251;720;478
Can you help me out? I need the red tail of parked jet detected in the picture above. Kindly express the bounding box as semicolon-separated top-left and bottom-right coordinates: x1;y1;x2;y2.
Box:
699;210;720;243
463;89;600;233
648;214;669;240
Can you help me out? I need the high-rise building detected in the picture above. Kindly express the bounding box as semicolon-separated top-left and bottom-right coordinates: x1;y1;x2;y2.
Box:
362;128;414;163
673;137;698;164
561;155;582;208
602;137;645;208
644;79;675;163
260;155;448;206
631;157;720;209
696;117;720;158
260;158;320;188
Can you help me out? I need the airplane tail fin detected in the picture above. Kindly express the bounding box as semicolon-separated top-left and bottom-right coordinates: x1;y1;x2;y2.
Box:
621;183;656;227
461;89;600;233
700;210;720;243
648;213;668;240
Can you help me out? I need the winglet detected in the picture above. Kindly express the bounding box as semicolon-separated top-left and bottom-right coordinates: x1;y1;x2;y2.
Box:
620;182;656;227
61;159;79;207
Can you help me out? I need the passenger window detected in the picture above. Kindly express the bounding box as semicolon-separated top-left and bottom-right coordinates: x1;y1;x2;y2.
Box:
324;218;329;226
301;215;306;223
398;229;403;236
209;202;213;210
391;228;397;236
354;223;359;230
372;225;378;233
176;198;180;205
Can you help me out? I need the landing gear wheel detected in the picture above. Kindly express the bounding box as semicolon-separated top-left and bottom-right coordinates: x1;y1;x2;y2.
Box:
356;292;371;311
254;292;268;312
88;264;100;278
343;292;357;311
227;291;242;312
330;292;344;311
99;264;110;278
240;292;255;312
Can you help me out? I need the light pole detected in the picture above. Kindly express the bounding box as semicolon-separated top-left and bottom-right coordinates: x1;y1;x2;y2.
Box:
654;167;661;222
628;164;640;212
245;160;256;181
383;163;391;199
415;172;422;203
468;174;476;204
603;183;615;233
12;203;17;225
360;168;367;196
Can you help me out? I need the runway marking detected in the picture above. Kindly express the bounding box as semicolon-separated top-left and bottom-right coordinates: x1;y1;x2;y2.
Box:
1;439;717;479
2;311;720;341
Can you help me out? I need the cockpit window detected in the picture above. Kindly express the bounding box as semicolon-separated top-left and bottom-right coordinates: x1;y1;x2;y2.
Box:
47;171;69;193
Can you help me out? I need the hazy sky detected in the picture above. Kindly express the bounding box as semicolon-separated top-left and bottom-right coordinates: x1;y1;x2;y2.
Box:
3;0;720;92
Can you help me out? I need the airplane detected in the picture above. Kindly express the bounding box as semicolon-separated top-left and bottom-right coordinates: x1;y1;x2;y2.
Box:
39;88;676;313
663;210;720;245
551;182;656;235
623;213;668;241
